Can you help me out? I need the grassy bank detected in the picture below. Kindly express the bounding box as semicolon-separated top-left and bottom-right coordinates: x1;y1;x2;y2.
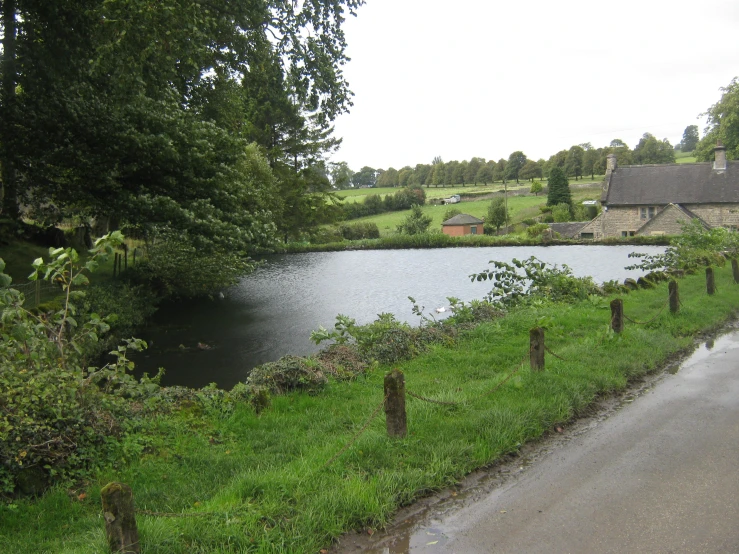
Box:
2;265;738;553
281;233;669;253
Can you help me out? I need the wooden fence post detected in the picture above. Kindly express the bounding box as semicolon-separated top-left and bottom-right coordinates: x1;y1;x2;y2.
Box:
100;482;140;554
669;280;679;314
529;327;545;372
123;244;128;271
133;248;137;266
706;267;715;295
732;259;739;284
384;369;407;438
610;299;624;333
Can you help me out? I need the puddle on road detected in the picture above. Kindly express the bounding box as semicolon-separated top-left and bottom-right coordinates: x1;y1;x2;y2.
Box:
672;331;739;374
334;328;739;554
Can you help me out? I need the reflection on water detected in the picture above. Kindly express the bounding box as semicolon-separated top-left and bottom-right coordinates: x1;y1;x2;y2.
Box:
135;245;664;388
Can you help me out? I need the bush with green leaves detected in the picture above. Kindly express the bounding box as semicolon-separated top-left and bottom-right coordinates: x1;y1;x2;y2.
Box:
443;207;462;222
396;205;433;235
340;222;380;240
0;233;160;495
526;223;550;237
471;256;601;307
552;203;572;222
246;356;327;395
627;219;737;273
130;229;257;297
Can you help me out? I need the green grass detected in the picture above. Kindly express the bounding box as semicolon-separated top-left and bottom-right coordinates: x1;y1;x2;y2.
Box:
675;156;697;164
675;151;697;164
3;266;739;553
344;184;602;237
335;178;606;205
0;239;50;283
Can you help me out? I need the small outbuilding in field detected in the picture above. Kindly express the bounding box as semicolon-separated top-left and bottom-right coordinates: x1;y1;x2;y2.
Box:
441;214;484;236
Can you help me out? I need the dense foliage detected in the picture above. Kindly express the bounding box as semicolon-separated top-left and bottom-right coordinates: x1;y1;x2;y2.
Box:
342;186;426;220
0;234;161;494
627;219;739;273
1;0;364;285
546;167;572;207
396;205;433;235
695;77;739;162
471;256;601;307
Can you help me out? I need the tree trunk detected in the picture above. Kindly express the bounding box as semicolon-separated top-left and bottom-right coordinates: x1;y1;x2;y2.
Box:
1;0;20;220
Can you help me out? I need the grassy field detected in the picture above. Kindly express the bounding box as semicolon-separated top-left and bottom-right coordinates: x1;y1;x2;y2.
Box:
675;151;697;164
3;265;739;553
335;178;605;205
344;184;602;236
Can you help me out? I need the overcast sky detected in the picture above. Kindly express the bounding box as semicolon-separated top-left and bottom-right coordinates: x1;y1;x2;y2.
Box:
330;0;739;171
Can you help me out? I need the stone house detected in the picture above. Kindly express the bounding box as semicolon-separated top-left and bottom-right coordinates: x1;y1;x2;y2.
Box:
441;214;484;236
578;144;739;239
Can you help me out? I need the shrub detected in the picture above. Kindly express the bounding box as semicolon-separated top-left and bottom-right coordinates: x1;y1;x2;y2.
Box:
472;256;601;307
443;207;462;222
340;222;380;240
129;230;256;297
552;203;572;222
311;227;344;244
526;223;550;237
246;356;327;394
397;205;433;235
0;234;160;495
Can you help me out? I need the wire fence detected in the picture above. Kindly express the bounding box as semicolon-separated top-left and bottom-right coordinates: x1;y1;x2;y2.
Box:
6;280;62;309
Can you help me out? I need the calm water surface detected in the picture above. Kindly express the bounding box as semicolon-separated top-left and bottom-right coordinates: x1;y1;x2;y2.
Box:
136;245;663;388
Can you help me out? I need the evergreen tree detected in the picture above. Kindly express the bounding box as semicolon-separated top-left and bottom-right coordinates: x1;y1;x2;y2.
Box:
547;167;572;207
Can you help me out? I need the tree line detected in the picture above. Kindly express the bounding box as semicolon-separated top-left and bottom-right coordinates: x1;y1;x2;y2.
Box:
332;126;706;190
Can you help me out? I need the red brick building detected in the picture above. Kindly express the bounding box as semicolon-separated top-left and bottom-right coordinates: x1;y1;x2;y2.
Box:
441;214;484;236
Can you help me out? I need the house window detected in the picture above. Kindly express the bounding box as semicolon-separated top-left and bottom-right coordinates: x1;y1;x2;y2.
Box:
622;231;628;237
470;225;478;235
641;207;656;220
581;232;594;239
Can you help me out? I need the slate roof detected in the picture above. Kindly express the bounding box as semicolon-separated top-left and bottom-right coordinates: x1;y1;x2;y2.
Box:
548;222;587;238
604;162;739;205
441;214;484;225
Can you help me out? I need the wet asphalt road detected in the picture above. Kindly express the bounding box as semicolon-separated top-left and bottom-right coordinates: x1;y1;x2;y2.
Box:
337;331;739;554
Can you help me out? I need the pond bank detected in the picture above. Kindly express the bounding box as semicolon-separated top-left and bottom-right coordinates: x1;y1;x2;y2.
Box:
278;235;669;254
4;265;739;554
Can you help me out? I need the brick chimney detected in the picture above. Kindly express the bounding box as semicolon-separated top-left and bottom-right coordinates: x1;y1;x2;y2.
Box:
714;141;727;172
606;154;617;172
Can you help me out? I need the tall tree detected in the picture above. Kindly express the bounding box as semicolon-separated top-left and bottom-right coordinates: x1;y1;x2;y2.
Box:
505;151;527;183
565;145;585;180
547;167;572;207
465;157;483;185
0;0;365;249
486;197;508;233
681;125;700;152
519;159;542;181
695;77;739;162
632;133;675;164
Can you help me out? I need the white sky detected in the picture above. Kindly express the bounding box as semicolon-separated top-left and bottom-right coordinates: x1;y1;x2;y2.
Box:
330;0;739;171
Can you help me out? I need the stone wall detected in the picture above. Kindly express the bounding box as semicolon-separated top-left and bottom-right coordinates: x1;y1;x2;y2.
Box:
684;203;739;229
637;204;694;236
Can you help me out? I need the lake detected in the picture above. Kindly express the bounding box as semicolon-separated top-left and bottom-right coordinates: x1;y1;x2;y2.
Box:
135;245;664;389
